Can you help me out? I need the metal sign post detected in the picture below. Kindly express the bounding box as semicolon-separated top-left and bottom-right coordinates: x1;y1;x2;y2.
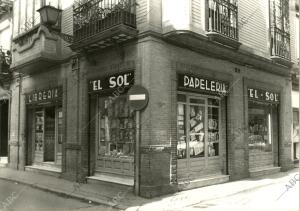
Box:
128;85;149;196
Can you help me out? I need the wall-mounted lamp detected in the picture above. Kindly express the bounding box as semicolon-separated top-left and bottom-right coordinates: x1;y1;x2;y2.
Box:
37;5;73;43
37;5;62;27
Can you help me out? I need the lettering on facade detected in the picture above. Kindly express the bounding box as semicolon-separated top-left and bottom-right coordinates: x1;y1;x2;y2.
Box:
26;87;62;104
178;74;229;95
248;88;279;103
89;71;134;93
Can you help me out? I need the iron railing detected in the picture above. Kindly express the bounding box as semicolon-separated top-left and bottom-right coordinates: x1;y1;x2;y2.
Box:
73;0;136;42
207;0;238;40
270;27;291;60
0;48;11;74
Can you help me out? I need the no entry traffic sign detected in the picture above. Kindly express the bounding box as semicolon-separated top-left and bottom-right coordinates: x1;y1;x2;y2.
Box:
128;85;149;111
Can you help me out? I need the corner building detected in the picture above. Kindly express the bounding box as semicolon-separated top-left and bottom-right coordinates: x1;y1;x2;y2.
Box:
9;0;296;198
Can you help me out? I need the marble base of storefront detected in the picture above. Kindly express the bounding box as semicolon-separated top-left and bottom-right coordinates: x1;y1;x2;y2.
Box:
25;163;62;178
178;174;230;191
249;166;281;178
0;157;8;167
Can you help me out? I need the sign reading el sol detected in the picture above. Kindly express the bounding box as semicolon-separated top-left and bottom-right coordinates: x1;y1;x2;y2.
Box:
248;88;279;104
178;73;229;95
26;87;62;104
89;71;134;93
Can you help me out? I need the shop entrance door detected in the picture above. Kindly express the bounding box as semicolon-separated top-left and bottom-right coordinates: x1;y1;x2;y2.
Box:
33;107;62;165
44;107;55;162
177;94;222;180
0;100;8;159
34;110;44;163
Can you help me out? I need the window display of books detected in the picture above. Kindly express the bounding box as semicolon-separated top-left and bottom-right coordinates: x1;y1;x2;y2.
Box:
208;107;219;156
98;96;135;158
35;112;44;151
248;116;271;151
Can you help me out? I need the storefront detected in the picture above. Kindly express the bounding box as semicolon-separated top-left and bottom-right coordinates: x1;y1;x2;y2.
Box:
176;73;228;180
292;90;299;161
25;87;63;168
247;88;279;169
0;97;9;165
89;71;135;180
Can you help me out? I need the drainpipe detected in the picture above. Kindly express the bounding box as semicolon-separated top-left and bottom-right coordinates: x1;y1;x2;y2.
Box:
225;97;229;175
17;74;22;170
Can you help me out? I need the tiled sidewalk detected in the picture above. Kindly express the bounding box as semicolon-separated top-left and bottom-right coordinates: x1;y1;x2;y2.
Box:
0;167;298;211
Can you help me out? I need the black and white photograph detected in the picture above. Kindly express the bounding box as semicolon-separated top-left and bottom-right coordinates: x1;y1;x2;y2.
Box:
0;0;299;210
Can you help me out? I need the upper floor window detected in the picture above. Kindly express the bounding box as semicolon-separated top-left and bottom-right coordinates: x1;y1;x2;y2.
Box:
13;0;60;37
207;0;238;40
270;0;290;60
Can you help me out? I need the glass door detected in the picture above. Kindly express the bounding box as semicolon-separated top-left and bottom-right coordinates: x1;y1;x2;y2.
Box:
44;107;55;162
55;108;63;165
188;98;206;159
34;110;44;164
177;94;221;180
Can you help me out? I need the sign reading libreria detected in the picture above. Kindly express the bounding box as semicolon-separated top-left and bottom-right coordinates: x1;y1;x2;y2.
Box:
89;71;134;93
178;74;229;95
248;88;279;104
26;87;62;104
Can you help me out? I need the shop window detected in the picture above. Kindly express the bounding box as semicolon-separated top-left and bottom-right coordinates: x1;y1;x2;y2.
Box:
177;94;220;160
57;109;63;153
35;110;44;152
248;102;275;152
97;95;135;158
293;109;299;160
177;103;187;159
189;104;205;158
208;106;219;156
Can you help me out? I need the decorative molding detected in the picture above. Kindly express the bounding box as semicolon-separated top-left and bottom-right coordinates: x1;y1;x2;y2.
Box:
65;143;82;150
141;145;172;153
13;25;58;54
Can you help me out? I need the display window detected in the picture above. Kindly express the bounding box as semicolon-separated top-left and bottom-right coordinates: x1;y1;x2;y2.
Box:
247;87;279;169
97;95;135;159
292;109;299;160
248;101;275;152
177;94;220;160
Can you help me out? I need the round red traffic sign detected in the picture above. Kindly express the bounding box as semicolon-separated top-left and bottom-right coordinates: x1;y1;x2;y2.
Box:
127;85;149;111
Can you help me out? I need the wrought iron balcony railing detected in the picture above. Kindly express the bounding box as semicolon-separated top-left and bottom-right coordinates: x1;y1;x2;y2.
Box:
270;27;291;60
0;48;11;74
207;0;238;40
73;0;137;43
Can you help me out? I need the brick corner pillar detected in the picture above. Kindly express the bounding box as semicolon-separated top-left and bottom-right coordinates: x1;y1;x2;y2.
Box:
279;80;294;171
139;149;176;198
137;39;176;198
227;76;249;181
8;77;25;170
62;57;89;183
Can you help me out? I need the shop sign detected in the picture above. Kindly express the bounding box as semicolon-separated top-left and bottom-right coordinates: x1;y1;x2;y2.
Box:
26;87;62;104
248;88;279;104
178;74;229;95
89;71;134;93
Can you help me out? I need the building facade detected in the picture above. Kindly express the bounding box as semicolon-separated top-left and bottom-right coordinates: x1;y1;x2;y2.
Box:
291;4;299;164
7;0;297;198
0;0;13;168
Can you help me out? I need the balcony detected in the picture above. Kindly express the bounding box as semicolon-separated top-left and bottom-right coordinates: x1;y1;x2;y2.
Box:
0;48;12;89
206;0;240;48
11;25;63;75
71;0;138;51
270;26;292;66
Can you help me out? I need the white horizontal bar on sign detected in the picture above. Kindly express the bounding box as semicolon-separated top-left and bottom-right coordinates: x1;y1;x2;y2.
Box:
129;94;146;101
